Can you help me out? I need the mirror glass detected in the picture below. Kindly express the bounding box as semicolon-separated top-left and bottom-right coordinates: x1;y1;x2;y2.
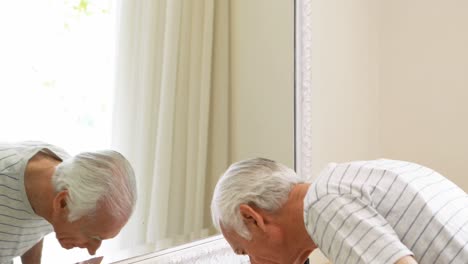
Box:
0;0;294;263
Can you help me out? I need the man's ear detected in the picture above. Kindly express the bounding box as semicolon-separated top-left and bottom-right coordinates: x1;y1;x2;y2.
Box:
239;204;266;232
52;190;69;217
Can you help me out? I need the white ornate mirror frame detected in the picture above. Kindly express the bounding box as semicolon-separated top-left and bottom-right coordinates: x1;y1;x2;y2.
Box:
295;0;313;179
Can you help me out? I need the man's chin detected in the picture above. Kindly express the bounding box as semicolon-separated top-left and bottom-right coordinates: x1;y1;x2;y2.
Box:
63;244;75;250
58;239;75;250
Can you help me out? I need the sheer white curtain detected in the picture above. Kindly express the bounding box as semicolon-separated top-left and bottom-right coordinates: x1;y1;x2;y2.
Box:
111;0;229;251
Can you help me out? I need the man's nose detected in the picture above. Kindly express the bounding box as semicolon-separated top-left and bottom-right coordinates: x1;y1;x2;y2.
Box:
87;240;102;255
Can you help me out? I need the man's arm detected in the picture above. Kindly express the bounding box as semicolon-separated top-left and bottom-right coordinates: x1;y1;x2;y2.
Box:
395;255;418;264
21;239;43;264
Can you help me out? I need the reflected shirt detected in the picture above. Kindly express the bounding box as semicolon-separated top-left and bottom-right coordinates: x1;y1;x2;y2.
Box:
0;142;69;263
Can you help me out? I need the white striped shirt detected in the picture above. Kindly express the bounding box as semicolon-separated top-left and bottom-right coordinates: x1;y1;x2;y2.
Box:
0;142;69;263
304;159;468;264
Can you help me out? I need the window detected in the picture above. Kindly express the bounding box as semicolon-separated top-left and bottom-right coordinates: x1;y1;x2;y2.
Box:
0;0;115;154
0;0;117;262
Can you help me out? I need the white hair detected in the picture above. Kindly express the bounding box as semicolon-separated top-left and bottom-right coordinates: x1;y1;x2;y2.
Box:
52;150;137;222
211;158;304;240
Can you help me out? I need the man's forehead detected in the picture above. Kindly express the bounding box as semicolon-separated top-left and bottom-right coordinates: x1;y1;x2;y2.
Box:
82;222;122;241
82;212;126;239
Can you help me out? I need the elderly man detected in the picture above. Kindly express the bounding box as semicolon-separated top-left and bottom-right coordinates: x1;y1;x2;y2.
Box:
211;158;468;264
0;141;137;264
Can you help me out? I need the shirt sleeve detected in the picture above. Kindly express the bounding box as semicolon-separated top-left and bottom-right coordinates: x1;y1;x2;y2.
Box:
304;194;413;264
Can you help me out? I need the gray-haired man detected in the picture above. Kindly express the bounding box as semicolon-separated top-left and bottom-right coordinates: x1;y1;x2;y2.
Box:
211;158;468;264
0;141;137;264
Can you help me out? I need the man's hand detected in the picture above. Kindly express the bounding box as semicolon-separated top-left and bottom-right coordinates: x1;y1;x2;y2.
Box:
21;239;43;264
395;255;418;264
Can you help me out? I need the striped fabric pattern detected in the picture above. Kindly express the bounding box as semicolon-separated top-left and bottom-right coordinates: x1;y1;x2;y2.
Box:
304;159;468;264
0;142;69;263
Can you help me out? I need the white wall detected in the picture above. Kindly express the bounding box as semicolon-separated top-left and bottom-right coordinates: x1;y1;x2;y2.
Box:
379;0;468;191
308;0;468;192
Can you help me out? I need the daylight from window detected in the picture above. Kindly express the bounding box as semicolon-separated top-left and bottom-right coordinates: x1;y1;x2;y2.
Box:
0;0;117;262
0;0;115;155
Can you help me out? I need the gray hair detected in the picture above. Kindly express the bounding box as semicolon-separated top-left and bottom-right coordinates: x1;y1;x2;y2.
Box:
52;150;137;222
211;158;303;240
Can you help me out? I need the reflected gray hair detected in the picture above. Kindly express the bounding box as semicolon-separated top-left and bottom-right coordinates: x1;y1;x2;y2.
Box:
52;150;137;222
211;158;303;240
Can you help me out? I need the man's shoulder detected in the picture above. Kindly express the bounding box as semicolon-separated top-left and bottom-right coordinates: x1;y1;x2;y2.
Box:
1;141;70;160
1;141;50;152
314;159;424;181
